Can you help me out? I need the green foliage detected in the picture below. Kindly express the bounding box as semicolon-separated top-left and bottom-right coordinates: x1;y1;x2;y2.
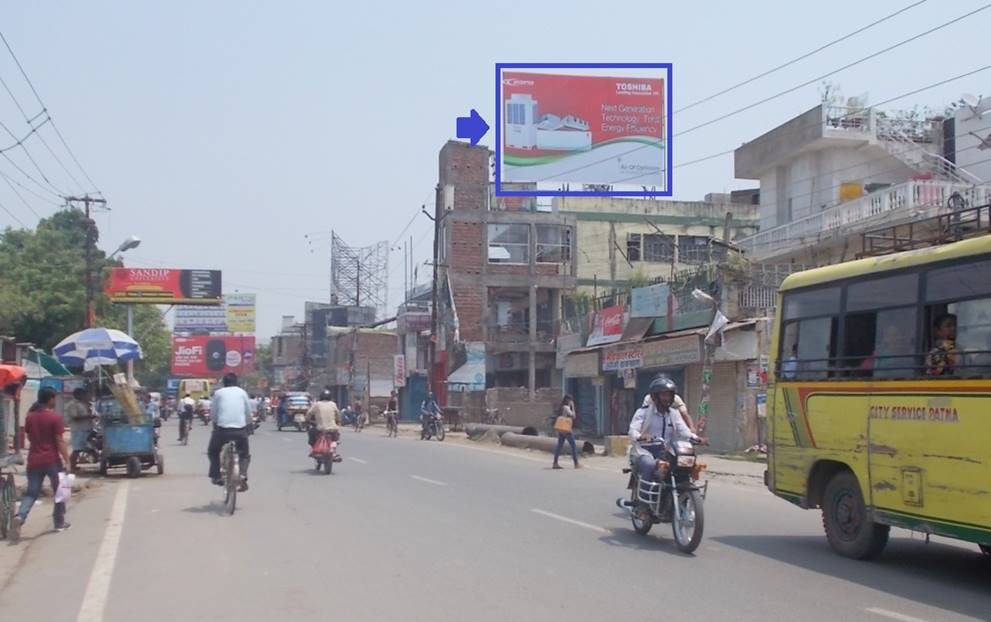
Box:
0;210;171;388
627;268;652;289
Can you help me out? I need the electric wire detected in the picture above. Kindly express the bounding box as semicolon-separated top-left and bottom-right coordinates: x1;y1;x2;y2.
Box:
675;0;929;114
0;195;26;227
676;3;990;137
0;30;103;196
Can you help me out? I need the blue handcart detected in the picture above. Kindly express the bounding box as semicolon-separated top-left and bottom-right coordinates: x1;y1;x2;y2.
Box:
95;398;164;478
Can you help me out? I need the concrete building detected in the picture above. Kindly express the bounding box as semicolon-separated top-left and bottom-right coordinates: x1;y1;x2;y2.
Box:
735;102;991;265
323;328;398;412
432;140;577;422
554;195;759;292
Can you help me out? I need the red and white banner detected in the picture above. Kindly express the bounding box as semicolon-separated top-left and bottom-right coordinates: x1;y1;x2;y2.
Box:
393;354;406;388
502;71;667;187
171;335;255;377
586;305;626;347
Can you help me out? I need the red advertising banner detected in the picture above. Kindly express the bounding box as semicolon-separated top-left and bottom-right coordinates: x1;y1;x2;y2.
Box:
106;268;222;305
171;335;256;377
586;305;626;347
502;71;667;186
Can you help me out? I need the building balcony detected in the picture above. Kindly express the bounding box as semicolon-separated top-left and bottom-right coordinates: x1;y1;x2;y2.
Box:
738;180;991;261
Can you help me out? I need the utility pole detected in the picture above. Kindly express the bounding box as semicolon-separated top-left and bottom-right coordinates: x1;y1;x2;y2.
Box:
66;195;108;328
696;213;733;436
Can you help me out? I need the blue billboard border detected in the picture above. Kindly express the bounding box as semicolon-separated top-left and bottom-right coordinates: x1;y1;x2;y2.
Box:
494;62;673;198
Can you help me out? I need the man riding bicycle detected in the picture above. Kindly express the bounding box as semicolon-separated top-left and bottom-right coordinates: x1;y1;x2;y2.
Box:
178;393;195;441
207;373;252;491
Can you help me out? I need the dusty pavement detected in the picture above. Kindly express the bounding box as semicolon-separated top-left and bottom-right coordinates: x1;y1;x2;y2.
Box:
0;419;988;622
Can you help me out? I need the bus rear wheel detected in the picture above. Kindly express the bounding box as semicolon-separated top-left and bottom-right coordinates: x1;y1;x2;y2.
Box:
821;471;889;560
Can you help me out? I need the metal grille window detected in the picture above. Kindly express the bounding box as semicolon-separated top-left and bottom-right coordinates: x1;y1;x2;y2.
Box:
488;224;529;263
678;235;710;263
643;234;674;262
626;234;641;262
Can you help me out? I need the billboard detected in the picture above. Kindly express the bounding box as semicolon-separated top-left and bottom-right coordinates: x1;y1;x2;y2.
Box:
174;306;227;332
586;305;626;347
500;70;667;189
225;293;256;334
174;293;257;333
171;335;256;376
106;268;222;305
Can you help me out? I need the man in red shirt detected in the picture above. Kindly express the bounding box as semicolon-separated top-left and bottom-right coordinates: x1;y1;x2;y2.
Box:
10;387;71;542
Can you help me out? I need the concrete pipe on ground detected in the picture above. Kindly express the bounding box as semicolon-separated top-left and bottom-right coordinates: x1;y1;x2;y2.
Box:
500;432;596;455
464;424;538;439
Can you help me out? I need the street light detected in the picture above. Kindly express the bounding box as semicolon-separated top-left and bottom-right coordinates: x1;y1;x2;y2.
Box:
110;235;141;258
108;235;142;383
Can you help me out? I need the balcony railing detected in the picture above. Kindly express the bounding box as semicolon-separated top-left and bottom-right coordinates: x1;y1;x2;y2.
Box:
739;180;991;259
486;320;557;343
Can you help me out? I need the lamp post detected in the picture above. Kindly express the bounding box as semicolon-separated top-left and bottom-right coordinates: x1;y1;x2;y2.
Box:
108;236;142;382
692;288;719;435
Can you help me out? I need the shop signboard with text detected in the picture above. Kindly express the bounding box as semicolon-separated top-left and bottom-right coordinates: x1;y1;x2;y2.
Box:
641;335;702;369
225;293;256;333
106;268;222;305
499;68;669;191
171;335;255;376
602;346;643;372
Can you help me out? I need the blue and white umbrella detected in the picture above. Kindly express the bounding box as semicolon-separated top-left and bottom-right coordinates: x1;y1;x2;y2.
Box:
53;328;143;371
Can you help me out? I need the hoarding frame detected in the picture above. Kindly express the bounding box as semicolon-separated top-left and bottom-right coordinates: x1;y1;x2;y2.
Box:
495;62;673;198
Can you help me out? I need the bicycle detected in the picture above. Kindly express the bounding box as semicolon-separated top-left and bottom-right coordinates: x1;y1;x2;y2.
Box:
482;408;503;426
0;457;21;540
179;417;191;446
353;412;365;433
220;441;239;515
385;411;398;437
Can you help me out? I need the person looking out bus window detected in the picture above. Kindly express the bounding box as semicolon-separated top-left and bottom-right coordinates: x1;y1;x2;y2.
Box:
927;313;959;377
781;343;799;380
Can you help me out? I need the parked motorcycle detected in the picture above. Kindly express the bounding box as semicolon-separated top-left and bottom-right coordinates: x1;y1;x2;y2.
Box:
69;428;103;473
615;438;707;554
420;412;445;441
310;429;341;475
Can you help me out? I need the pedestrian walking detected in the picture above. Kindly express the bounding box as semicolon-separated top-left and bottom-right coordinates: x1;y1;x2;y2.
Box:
552;395;580;470
10;386;71;542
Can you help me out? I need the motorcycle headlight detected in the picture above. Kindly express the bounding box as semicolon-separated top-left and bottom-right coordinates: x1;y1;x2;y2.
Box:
677;455;696;467
674;440;694;454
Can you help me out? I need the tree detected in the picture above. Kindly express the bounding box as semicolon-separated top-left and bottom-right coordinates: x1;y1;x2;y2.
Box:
0;210;171;387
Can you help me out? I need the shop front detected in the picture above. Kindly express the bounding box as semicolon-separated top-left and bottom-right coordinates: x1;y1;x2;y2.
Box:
563;350;603;435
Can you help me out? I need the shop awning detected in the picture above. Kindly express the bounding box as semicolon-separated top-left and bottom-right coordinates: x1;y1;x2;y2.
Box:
22;347;72;377
446;359;485;392
621;317;653;342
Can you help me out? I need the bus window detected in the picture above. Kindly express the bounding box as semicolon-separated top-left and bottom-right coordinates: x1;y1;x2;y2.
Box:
846;272;917;311
782;286;840;320
844;307;917;378
932;298;991;378
795;316;837;380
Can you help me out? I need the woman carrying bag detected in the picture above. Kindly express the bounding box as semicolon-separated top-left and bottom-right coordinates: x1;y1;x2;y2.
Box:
552;395;581;470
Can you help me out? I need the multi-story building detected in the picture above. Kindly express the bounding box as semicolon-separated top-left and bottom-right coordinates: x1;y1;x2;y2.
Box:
555;194;759;293
432;140;577;414
735;101;991;265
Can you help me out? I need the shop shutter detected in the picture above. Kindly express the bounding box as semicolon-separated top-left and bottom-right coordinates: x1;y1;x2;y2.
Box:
705;362;743;452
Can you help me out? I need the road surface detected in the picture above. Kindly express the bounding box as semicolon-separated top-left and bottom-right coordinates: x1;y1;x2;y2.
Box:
1;419;988;622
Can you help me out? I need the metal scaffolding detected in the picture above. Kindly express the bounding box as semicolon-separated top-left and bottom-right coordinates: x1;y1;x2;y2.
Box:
330;231;389;320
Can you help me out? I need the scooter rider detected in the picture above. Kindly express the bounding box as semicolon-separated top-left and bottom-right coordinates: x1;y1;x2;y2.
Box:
420;391;441;436
628;375;700;482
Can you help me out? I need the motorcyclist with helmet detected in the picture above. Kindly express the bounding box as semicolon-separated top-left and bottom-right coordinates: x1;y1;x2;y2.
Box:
628;375;701;482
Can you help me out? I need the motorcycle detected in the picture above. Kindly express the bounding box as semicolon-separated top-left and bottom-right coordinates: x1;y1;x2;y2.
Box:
198;408;211;426
615;438;707;554
69;427;103;473
310;428;342;475
420;411;445;441
293;411;307;431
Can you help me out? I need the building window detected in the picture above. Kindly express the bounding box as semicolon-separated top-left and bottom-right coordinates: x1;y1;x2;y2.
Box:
642;233;674;262
536;225;571;263
677;235;710;263
488;223;529;263
626;234;641;262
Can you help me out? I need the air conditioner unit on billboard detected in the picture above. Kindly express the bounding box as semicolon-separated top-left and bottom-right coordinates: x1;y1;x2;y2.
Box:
505;93;538;149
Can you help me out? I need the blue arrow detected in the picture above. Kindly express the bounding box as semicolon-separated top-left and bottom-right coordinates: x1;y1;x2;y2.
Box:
456;109;489;146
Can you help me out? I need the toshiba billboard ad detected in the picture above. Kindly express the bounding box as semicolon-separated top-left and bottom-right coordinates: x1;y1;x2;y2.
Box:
106;268;222;305
171;335;256;376
499;68;669;190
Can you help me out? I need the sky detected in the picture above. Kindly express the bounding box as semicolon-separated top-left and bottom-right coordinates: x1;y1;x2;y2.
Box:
1;0;989;339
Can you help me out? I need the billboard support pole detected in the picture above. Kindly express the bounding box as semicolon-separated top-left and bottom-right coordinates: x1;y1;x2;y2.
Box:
126;304;134;383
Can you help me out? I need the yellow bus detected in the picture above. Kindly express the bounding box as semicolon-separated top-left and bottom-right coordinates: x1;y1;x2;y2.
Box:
766;234;991;559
